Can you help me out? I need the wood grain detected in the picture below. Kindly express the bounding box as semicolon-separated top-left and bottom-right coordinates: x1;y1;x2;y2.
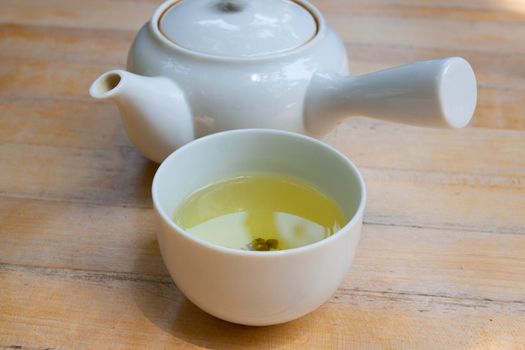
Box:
1;30;523;129
2;196;524;302
1;263;524;350
1;0;524;349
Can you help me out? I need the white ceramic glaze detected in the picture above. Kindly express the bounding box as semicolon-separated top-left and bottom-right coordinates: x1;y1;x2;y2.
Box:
160;0;317;57
89;0;478;163
152;129;366;325
305;57;478;136
89;70;193;162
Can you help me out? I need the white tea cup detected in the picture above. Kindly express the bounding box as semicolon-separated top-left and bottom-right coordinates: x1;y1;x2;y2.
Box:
152;129;366;325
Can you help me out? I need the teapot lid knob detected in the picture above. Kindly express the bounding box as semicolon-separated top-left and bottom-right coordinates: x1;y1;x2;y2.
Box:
220;0;248;11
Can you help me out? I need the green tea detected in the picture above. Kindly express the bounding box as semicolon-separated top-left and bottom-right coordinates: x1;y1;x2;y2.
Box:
172;173;346;251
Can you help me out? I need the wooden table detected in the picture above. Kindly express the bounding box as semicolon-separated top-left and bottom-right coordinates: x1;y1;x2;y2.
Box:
1;0;524;348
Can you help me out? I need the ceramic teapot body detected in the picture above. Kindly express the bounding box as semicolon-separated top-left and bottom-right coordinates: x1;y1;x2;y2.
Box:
129;11;348;136
90;0;477;162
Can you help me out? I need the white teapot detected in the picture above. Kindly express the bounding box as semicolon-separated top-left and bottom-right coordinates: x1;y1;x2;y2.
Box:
89;0;477;163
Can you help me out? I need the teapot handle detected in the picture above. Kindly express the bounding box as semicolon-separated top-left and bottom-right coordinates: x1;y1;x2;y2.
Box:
305;57;477;136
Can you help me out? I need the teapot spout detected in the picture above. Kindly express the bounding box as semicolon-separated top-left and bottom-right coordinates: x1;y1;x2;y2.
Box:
304;57;477;137
89;70;194;163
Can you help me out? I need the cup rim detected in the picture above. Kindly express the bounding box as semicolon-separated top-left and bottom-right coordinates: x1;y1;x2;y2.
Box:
152;129;366;257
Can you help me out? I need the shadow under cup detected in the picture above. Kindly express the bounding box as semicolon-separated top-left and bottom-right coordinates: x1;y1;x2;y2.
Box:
152;129;366;326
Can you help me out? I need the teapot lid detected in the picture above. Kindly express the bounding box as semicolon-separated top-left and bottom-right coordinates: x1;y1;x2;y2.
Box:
158;0;317;58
